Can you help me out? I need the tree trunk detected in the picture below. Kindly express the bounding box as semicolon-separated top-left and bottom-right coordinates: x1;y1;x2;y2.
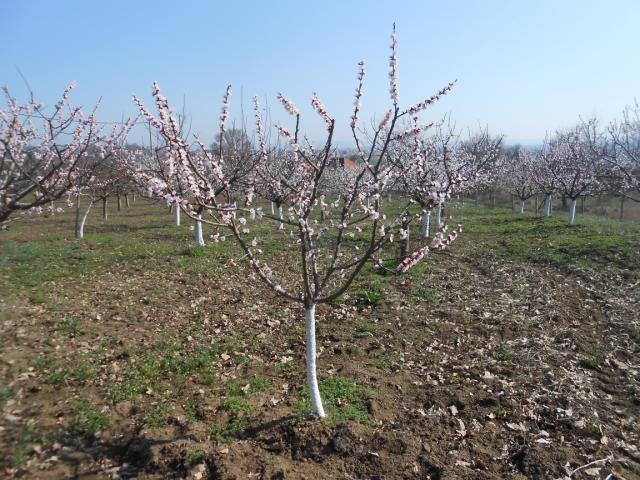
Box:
436;204;442;226
194;213;205;247
175;206;181;226
77;199;95;239
518;199;525;214
132;193;136;203
277;204;284;230
305;303;325;418
619;196;625;220
544;194;552;217
102;198;108;221
421;211;431;238
74;195;81;237
271;202;275;215
117;195;122;211
400;217;410;258
125;194;130;208
568;198;577;225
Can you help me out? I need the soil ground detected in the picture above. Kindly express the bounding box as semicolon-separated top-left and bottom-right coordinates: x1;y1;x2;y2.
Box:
1;200;639;479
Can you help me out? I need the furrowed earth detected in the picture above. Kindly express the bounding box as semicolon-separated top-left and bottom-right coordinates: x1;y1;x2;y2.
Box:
1;200;639;479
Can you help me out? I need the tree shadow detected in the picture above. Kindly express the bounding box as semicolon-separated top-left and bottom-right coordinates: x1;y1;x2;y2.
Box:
51;427;203;479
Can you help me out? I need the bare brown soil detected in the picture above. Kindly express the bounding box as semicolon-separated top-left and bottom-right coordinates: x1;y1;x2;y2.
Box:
1;206;639;479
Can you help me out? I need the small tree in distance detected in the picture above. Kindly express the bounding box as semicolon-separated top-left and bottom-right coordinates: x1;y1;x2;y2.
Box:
133;30;465;418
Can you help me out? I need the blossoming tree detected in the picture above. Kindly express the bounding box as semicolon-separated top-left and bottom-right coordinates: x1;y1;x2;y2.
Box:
133;31;464;417
0;84;130;228
500;147;538;214
550;129;601;224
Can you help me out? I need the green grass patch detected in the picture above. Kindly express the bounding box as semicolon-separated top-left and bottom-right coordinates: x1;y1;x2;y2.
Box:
411;285;440;303
294;376;373;425
71;400;110;436
494;345;514;362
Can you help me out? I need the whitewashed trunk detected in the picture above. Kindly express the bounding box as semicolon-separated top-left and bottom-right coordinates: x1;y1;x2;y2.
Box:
271;202;275;215
568;198;577;225
421;211;431;238
305;303;326;418
277;205;284;230
77;200;95;239
436;204;442;226
518;199;525;214
544;195;552;217
194;214;205;247
175;206;181;226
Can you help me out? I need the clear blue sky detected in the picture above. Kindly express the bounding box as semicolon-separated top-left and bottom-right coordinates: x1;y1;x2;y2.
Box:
1;0;638;146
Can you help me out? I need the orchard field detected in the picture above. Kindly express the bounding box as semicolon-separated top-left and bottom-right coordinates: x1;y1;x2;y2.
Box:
1;200;638;479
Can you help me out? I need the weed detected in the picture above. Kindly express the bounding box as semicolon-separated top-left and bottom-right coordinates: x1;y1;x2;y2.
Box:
354;289;384;306
209;397;255;442
144;404;169;428
72;400;110;436
277;362;301;379
294;376;373;425
411;285;440;303
0;387;15;401
248;377;271;393
492;405;511;417
56;318;83;337
494;345;514;362
185;449;206;465
579;356;599;370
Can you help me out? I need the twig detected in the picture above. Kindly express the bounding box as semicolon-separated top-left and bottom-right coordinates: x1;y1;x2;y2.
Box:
569;455;613;477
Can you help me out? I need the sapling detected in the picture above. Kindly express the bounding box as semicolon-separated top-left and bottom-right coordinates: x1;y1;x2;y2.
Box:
134;31;464;418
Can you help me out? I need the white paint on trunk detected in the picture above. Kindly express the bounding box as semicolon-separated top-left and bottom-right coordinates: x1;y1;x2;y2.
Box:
305;303;325;418
544;195;552;217
277;205;284;230
436;204;442;226
175;206;181;226
568;198;577;225
194;214;205;247
77;200;95;239
421;211;431;238
518;199;525;214
271;202;275;215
